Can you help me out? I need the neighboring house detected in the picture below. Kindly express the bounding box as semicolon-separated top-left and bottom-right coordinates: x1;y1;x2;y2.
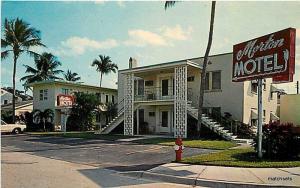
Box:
1;88;22;105
280;94;300;126
1;100;33;116
27;80;117;130
1;88;33;105
97;53;279;139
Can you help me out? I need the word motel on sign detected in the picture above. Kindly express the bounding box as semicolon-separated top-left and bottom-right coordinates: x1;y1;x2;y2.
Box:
234;50;288;78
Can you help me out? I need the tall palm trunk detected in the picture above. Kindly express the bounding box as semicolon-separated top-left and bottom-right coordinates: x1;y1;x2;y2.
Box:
12;54;17;123
100;72;103;87
197;1;216;137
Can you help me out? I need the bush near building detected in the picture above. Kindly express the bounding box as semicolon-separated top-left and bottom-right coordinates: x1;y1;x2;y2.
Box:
254;121;300;159
67;92;101;131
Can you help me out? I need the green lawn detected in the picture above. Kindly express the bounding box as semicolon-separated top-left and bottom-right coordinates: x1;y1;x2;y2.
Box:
181;147;300;168
27;132;135;141
133;138;237;150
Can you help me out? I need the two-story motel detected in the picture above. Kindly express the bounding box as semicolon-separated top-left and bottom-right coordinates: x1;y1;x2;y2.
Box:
27;80;117;130
98;53;279;139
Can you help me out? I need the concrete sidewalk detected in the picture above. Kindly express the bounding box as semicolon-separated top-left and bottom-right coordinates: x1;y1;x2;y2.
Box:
121;163;300;187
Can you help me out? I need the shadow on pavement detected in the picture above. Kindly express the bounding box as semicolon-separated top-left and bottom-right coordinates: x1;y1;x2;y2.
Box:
105;163;164;172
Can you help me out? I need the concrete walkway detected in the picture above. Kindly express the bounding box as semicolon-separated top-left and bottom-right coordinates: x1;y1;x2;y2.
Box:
122;163;300;187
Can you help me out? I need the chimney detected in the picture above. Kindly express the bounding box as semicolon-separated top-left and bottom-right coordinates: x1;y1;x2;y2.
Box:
129;57;137;69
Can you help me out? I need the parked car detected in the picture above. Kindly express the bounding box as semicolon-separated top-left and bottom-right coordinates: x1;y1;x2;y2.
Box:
1;120;26;134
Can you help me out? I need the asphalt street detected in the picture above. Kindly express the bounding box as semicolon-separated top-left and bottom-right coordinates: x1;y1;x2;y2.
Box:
1;134;213;188
1;134;213;171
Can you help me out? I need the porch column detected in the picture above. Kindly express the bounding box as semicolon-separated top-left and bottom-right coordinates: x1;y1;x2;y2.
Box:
137;107;139;135
124;73;134;135
174;65;187;138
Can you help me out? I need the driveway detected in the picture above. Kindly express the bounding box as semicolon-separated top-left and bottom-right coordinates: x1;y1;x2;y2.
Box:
1;134;213;171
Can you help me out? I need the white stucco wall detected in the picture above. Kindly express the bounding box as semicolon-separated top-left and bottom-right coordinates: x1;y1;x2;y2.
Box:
194;53;245;122
243;78;278;125
280;94;300;126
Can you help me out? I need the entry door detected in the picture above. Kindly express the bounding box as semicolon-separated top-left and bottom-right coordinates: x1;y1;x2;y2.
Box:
160;110;170;133
161;79;169;96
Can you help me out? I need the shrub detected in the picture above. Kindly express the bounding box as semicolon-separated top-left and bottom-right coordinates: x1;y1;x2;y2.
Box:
254;121;300;159
68;92;100;131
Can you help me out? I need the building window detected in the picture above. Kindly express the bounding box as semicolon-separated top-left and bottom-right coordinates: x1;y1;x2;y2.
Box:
149;112;155;117
263;110;266;117
212;71;221;90
61;88;69;95
112;95;115;104
96;93;101;102
187;76;194;82
145;80;154;86
4;100;8;104
106;95;109;103
137;80;144;95
251;80;258;94
263;79;266;90
204;72;210;90
39;89;48;101
43;89;48;100
39;90;43;100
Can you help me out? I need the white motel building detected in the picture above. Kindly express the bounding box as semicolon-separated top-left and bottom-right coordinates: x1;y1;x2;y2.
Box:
97;53;279;140
28;80;117;130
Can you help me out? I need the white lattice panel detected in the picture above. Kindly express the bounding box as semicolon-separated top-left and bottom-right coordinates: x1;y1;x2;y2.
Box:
174;66;187;138
124;73;134;135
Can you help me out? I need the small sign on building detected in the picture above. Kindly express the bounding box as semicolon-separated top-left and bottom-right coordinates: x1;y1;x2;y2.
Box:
57;94;74;107
232;28;296;83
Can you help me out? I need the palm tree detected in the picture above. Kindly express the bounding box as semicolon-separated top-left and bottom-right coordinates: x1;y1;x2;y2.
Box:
1;18;45;123
32;109;54;132
20;52;63;84
165;1;216;137
91;55;118;87
64;69;81;82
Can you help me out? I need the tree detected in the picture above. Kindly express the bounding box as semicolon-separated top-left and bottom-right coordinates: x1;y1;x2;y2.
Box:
32;109;54;132
20;52;63;84
91;55;118;87
69;92;101;131
1;18;45;123
165;1;216;137
64;69;81;82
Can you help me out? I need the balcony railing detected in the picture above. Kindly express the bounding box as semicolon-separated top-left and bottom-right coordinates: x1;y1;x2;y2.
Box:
134;86;174;101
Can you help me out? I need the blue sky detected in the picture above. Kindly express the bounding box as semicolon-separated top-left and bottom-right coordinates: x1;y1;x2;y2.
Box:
1;1;300;93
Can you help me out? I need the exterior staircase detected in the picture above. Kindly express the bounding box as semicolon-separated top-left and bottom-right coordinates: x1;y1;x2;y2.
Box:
95;103;141;134
187;102;238;141
95;109;125;134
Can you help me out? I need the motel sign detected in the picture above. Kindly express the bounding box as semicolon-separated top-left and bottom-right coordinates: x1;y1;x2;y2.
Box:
232;28;296;83
232;28;296;158
57;94;74;107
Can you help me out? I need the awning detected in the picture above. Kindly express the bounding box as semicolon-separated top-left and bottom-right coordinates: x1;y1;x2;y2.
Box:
270;112;280;121
251;110;258;119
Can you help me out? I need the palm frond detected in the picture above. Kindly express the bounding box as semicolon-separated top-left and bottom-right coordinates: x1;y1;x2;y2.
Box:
1;50;11;60
165;1;176;10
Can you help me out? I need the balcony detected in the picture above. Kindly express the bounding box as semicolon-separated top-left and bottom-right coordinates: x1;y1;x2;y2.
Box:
134;87;174;101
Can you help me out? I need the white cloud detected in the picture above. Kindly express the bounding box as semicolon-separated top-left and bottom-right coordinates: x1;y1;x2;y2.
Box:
124;29;168;47
53;37;119;56
160;25;193;41
117;1;125;8
123;25;193;47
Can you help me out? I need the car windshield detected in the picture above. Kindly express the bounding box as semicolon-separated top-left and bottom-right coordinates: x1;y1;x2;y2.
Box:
1;120;7;125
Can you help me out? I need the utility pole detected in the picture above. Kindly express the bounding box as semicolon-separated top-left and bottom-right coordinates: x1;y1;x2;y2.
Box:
296;81;299;94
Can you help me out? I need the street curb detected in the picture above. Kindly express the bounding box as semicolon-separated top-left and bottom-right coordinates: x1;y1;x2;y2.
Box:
120;171;299;188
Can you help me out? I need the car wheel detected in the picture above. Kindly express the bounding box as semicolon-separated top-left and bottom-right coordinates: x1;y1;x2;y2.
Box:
12;128;21;134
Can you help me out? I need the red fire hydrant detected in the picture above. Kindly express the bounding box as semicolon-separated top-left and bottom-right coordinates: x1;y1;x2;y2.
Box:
174;137;184;162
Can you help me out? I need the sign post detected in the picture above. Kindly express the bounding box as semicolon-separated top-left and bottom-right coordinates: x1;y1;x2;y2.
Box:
57;94;74;133
232;28;296;158
257;78;263;158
